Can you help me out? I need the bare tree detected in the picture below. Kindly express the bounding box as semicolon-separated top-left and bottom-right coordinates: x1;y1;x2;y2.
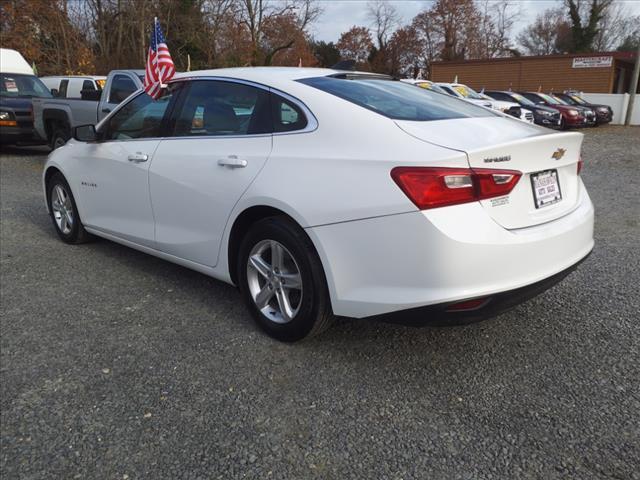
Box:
592;1;640;51
236;0;321;65
366;0;400;50
517;8;570;55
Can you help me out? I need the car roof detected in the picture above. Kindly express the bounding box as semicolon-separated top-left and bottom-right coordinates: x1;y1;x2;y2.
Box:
171;67;383;90
41;75;107;80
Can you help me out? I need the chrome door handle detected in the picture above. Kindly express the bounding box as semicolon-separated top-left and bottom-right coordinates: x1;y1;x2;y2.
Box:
218;157;247;168
128;153;148;163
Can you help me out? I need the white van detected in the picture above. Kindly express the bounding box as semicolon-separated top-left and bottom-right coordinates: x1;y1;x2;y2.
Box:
40;76;106;100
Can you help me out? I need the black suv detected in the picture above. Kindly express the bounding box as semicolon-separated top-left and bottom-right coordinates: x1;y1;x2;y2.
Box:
553;92;612;125
485;90;561;128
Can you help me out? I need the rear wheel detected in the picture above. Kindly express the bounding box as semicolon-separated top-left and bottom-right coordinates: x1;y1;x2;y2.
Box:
237;217;333;342
47;172;91;244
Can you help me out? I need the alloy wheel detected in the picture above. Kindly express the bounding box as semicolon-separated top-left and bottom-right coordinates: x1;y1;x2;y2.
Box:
246;239;303;324
51;184;74;234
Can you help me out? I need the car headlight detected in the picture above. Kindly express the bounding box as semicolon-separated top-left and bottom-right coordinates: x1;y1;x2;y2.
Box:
0;110;17;126
568;109;579;116
598;107;608;113
539;110;552;116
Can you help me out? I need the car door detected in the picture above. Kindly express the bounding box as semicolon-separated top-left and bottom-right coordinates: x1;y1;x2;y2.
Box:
74;90;176;247
149;79;274;267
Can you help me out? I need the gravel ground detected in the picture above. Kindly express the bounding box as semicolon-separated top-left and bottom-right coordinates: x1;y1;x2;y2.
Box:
1;126;639;479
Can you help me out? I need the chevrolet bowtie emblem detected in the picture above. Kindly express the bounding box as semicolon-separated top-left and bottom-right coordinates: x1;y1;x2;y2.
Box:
552;148;566;160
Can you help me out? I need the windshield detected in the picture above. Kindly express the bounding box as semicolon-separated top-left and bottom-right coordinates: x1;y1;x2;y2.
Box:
568;94;587;105
538;93;562;105
453;84;484;99
549;94;569;105
510;93;536;106
415;82;448;95
298;76;497;122
0;73;52;98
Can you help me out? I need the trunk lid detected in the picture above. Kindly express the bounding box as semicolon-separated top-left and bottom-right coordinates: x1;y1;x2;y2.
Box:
396;117;584;229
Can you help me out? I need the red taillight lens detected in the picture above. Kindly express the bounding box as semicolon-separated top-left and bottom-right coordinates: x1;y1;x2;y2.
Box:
577;157;584;175
391;167;522;210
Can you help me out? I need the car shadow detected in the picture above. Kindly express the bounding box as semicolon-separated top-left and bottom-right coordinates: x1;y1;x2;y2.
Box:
0;144;50;156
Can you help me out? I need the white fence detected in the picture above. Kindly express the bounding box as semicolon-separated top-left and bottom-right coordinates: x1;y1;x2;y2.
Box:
582;93;640;125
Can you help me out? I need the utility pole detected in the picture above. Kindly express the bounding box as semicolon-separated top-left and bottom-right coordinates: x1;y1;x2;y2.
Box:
625;43;640;126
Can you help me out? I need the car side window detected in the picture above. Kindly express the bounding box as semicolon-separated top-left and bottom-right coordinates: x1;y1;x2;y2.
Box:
82;80;95;91
103;92;172;141
109;75;137;104
271;94;308;133
58;79;69;98
172;80;271;137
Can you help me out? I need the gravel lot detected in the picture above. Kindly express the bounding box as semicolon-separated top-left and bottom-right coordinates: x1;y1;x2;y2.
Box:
1;126;639;479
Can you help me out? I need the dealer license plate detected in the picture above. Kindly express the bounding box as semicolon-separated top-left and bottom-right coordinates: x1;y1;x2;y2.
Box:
531;169;562;209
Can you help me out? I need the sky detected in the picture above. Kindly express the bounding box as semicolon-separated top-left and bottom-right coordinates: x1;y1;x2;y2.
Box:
309;0;640;43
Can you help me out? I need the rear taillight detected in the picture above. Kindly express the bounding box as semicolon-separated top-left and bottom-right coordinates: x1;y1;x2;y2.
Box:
391;167;522;210
577;156;584;175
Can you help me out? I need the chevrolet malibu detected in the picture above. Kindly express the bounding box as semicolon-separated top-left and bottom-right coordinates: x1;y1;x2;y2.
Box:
43;68;594;341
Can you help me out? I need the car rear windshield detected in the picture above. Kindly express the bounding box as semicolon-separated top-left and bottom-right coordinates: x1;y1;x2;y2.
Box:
298;76;497;121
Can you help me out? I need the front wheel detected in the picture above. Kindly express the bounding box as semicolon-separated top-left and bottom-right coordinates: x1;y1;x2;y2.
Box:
237;217;333;342
47;172;91;244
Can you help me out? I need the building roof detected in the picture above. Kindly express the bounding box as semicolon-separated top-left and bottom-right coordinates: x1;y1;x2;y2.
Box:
431;51;637;66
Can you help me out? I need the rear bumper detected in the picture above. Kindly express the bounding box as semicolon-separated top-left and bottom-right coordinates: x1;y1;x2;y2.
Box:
308;181;594;319
370;251;590;326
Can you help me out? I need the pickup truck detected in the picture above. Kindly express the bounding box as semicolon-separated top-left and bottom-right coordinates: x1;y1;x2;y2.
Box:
33;69;144;149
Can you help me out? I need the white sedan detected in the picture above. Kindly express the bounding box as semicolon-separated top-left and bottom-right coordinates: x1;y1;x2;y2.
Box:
43;68;594;341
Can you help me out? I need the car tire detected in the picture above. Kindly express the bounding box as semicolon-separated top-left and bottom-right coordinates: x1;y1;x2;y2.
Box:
50;127;70;150
237;216;334;342
559;117;566;130
46;172;91;244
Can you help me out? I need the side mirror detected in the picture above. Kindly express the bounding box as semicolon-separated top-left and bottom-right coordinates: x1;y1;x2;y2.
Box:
51;88;59;97
73;124;98;142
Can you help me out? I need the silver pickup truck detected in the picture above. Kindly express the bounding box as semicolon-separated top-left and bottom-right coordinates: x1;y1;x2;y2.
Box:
33;70;144;149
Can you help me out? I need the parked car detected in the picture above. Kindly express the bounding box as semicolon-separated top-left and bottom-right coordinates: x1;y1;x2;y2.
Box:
42;68;594;341
0;48;51;146
436;82;493;108
519;92;596;129
553;91;612;125
477;91;534;123
32;70;144;149
401;79;450;95
436;82;531;123
40;76;106;100
485;90;562;128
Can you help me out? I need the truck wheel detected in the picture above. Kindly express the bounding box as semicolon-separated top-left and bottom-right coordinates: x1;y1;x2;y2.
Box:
51;127;70;150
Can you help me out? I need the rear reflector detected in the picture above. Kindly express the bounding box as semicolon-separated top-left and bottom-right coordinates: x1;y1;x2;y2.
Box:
577;158;584;175
391;167;522;210
446;297;490;312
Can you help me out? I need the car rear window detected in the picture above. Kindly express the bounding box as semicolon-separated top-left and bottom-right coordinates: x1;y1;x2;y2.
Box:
298;76;497;121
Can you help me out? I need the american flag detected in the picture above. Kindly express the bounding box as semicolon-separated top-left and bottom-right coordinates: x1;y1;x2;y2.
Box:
144;18;175;99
